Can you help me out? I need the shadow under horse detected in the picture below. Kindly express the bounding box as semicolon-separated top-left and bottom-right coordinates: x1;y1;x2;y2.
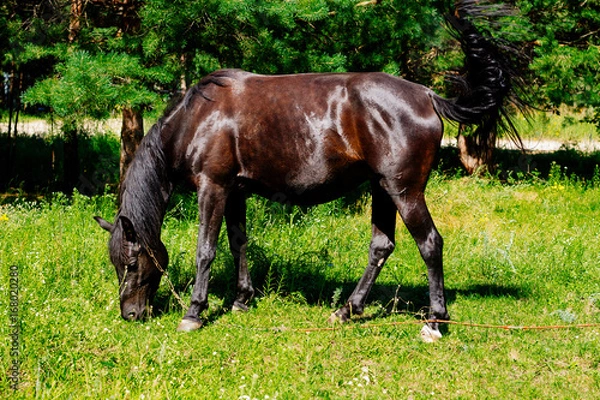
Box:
95;0;527;342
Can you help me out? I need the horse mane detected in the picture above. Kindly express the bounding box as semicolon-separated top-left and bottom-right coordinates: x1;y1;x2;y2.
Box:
117;123;172;249
185;69;236;103
116;69;237;247
157;69;236;122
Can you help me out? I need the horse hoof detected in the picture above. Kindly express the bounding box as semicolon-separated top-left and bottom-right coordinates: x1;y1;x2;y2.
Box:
420;324;442;343
327;311;348;324
177;318;203;332
232;301;249;312
327;313;339;324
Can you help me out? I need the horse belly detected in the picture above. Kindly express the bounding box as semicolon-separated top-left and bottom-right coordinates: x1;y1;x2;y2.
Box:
239;170;370;206
236;152;370;206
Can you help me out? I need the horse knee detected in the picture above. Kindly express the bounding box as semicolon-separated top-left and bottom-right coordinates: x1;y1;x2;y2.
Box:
196;245;217;271
370;234;395;265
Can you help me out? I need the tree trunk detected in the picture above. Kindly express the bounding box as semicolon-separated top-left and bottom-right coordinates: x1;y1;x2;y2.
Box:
114;0;144;186
456;125;497;175
68;0;84;43
119;106;144;183
180;53;188;94
13;71;22;136
62;121;80;193
61;0;85;193
2;66;22;190
2;68;15;190
7;68;14;139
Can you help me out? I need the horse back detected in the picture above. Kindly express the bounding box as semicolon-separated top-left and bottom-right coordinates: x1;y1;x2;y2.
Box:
168;70;442;204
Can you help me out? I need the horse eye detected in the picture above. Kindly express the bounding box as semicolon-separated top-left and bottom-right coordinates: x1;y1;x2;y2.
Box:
126;261;138;272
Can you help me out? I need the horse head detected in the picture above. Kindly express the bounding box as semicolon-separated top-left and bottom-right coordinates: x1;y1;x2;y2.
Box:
95;215;167;321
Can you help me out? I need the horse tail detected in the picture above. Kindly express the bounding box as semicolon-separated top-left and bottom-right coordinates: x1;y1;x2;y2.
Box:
431;0;528;143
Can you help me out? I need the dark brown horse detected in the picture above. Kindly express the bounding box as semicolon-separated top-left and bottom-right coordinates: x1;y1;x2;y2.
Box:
95;1;525;341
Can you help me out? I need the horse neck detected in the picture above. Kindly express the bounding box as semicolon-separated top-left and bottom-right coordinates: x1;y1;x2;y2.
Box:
118;125;172;247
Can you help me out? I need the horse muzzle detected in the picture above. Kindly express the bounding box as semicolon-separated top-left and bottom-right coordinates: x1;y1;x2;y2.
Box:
121;303;145;321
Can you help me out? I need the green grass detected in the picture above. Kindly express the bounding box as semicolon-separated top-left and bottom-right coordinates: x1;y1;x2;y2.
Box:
514;109;598;142
2;174;600;399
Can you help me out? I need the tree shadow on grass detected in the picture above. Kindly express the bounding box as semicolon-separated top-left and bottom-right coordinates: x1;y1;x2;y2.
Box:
152;242;529;325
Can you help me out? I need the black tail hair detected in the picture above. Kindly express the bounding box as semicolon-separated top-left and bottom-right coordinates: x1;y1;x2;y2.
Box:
432;0;528;145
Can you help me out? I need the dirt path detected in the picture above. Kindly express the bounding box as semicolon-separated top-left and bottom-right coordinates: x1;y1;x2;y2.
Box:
442;137;600;153
3;119;600;153
0;119;122;136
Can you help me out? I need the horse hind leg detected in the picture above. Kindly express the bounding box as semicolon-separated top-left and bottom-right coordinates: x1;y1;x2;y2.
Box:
391;185;448;342
225;191;255;311
329;182;397;323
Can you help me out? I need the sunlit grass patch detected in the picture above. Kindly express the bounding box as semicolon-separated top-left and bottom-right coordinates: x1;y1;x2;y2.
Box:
2;174;600;398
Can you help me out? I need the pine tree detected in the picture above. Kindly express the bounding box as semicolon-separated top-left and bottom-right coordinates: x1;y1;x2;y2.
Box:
524;0;600;129
22;0;171;192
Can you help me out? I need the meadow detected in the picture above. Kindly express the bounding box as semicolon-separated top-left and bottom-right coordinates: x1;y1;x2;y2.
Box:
1;160;600;398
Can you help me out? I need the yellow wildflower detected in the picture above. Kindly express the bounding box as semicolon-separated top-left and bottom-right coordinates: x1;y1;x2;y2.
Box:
0;214;8;222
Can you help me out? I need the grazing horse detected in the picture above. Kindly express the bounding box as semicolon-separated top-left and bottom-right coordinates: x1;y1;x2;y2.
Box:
95;1;525;341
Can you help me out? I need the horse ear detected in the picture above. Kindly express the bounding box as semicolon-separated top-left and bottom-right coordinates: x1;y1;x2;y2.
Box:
119;216;138;244
94;216;114;232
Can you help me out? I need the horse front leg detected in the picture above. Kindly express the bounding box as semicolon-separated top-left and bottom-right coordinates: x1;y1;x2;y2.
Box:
329;183;397;322
225;191;254;311
177;182;228;332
